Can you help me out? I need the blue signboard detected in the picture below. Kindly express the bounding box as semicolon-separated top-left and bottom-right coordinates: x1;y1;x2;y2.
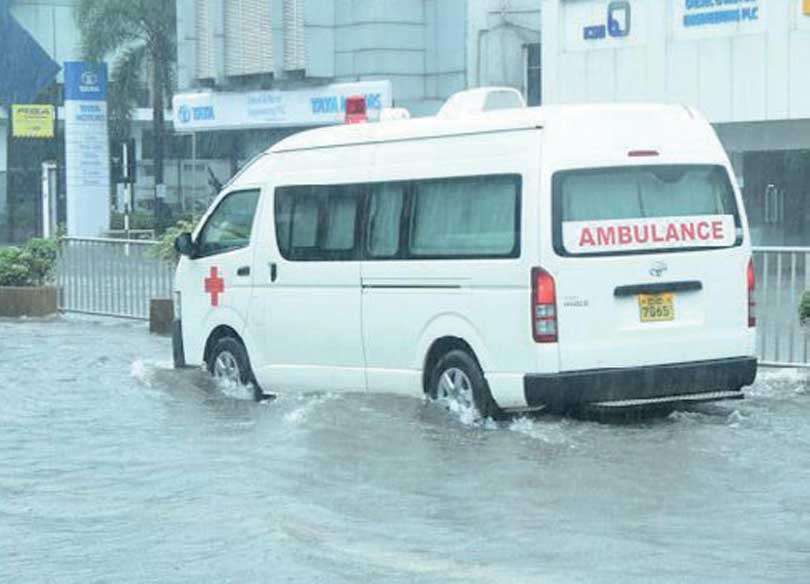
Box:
64;62;108;102
584;1;631;41
682;0;759;28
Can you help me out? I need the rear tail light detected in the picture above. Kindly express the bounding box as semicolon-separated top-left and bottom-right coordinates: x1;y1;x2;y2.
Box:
747;258;756;327
532;267;558;343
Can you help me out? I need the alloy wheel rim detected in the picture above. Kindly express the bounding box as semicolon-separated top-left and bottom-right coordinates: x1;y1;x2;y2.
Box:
437;367;473;408
213;350;241;383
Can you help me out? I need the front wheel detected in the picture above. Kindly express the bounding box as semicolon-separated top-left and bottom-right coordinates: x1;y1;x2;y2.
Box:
207;336;261;400
428;350;504;421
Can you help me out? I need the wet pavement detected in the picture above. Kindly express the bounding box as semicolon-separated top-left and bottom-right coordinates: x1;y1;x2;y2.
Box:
2;316;810;583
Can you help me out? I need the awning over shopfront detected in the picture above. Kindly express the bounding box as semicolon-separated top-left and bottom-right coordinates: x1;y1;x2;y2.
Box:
0;1;61;106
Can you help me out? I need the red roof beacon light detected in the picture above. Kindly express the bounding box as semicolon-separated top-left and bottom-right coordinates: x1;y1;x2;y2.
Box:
345;95;367;124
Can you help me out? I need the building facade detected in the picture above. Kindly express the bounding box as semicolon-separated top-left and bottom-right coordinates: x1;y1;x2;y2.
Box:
176;0;469;117
2;0;544;242
468;0;542;104
542;0;810;246
172;0;542;212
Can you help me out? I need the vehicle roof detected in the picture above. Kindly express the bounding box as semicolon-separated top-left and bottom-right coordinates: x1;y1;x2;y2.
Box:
268;103;704;154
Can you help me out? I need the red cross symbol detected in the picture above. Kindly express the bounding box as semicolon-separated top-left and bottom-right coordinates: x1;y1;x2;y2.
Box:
204;266;225;307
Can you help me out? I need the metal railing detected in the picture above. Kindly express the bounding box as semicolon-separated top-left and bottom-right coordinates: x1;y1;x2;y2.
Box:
51;239;809;365
753;246;810;368
57;237;174;320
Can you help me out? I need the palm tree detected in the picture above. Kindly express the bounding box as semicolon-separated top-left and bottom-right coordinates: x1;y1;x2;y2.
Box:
75;0;176;227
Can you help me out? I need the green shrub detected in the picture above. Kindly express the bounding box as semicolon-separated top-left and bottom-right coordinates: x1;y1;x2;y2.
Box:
149;216;200;265
0;238;59;287
800;291;810;326
110;211;156;231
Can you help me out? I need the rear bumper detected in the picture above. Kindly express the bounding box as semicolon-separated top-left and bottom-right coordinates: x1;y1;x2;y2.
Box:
524;357;757;413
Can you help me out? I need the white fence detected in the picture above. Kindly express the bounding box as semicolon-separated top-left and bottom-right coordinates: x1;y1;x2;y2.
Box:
56;237;174;320
753;246;809;368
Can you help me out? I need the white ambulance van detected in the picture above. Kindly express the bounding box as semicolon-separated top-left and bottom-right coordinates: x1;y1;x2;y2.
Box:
172;88;757;416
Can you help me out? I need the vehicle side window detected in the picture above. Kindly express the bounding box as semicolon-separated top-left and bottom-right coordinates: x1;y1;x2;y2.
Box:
408;175;520;258
275;185;363;261
196;189;260;257
366;182;405;258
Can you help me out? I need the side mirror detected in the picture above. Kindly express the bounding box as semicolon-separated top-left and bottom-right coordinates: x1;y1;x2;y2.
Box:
174;233;196;258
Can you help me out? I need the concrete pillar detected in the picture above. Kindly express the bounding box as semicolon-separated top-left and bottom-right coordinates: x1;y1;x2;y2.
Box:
176;0;197;90
210;0;227;85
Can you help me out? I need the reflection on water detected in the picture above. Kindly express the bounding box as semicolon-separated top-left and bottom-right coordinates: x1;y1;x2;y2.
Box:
2;316;809;583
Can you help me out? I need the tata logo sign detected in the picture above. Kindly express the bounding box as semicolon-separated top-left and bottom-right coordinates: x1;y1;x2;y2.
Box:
310;93;383;115
178;106;191;124
177;105;215;123
584;1;631;40
79;70;101;94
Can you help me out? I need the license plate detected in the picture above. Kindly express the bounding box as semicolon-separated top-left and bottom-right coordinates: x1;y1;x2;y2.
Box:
638;293;674;322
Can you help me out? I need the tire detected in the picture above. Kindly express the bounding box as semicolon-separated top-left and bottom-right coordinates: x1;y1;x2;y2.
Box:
206;336;262;400
428;349;504;420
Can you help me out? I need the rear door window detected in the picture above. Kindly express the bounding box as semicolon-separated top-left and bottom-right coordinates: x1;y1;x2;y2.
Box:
553;165;741;256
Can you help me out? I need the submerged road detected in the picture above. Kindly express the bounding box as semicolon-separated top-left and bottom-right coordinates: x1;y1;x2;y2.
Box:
2;316;809;583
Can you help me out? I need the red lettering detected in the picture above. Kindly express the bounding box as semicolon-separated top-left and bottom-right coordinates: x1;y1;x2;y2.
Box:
680;222;695;241
711;220;724;240
651;224;665;243
666;223;680;242
633;224;650;244
618;225;632;245
697;221;711;240
596;226;616;246
579;227;596;247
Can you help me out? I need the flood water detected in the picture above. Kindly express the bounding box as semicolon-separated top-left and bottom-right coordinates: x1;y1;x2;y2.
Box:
2;316;809;583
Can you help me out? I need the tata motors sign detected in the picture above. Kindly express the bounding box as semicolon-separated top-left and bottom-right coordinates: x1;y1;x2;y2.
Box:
172;81;392;132
63;61;110;237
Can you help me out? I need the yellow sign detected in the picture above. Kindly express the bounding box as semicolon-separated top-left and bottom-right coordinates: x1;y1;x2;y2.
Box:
11;105;55;139
804;0;810;15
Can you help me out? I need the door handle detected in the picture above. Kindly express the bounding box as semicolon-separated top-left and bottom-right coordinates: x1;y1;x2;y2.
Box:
236;266;250;277
269;262;278;282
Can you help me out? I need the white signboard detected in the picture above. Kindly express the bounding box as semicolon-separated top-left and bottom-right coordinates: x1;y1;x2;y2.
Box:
672;0;765;40
562;215;736;254
172;81;393;132
64;62;111;237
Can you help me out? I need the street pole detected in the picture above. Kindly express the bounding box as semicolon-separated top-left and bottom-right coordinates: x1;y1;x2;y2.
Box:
122;141;133;255
191;131;197;212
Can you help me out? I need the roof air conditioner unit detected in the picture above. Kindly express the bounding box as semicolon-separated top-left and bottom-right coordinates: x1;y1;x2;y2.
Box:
437;87;526;119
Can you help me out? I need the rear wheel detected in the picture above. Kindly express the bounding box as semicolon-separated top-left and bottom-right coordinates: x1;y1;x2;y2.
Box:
428;350;504;420
207;336;261;400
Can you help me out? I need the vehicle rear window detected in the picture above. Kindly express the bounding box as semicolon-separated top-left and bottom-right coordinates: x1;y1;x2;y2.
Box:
553;165;741;256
